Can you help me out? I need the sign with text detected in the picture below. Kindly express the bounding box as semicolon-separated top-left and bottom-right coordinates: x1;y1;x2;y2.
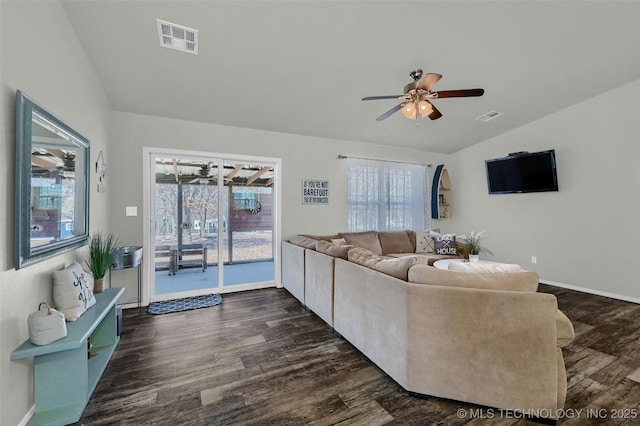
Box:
302;179;329;205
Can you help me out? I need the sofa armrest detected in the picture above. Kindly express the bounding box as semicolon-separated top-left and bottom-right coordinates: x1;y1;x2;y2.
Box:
305;249;335;326
281;241;305;304
408;264;539;292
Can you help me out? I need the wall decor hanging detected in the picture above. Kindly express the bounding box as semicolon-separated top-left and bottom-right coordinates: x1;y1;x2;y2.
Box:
96;150;107;192
302;179;329;205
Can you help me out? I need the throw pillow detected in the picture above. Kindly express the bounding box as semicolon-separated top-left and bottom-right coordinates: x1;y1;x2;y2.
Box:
347;246;417;280
315;240;353;259
415;231;436;253
378;231;413;254
338;231;383;255
433;233;458;255
330;238;348;246
289;235;318;249
52;262;96;321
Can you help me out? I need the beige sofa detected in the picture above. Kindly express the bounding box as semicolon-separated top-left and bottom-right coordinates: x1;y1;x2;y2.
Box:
281;230;575;417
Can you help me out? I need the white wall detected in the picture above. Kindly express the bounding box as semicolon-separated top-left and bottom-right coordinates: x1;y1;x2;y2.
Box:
110;111;448;300
0;2;112;425
449;80;640;300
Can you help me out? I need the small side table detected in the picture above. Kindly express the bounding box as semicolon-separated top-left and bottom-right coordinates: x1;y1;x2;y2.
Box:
109;246;143;312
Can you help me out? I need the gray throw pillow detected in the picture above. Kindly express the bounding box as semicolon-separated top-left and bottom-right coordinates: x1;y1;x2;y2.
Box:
433;233;458;255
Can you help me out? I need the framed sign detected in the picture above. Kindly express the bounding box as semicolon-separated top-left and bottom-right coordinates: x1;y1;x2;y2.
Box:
302;179;329;204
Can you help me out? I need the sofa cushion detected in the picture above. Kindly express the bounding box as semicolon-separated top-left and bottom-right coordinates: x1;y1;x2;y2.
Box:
433;233;458;255
448;261;524;273
379;231;413;255
315;240;353;259
339;231;383;255
556;310;575;348
415;231;436;253
289;235;318;249
408;264;539;292
348;247;417;280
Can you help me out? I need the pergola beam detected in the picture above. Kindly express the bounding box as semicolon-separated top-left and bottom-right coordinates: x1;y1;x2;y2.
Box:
246;166;272;185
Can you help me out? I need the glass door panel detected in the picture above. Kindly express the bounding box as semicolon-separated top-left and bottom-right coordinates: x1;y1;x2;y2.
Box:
150;154;275;301
153;157;221;298
222;162;274;286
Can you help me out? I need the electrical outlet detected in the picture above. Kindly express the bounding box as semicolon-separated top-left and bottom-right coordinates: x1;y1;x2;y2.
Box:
531;256;537;264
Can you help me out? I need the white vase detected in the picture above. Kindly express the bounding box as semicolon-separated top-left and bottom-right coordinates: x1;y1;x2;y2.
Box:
469;254;480;263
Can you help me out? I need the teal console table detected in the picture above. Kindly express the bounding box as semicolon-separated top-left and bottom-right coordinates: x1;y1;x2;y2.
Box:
11;287;124;426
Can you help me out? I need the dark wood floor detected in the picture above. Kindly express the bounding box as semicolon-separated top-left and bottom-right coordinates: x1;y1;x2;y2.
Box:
75;284;640;425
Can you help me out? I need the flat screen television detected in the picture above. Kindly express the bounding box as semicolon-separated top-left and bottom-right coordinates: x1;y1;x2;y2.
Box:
485;150;558;194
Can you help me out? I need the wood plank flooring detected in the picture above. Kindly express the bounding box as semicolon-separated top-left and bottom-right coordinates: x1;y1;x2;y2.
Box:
74;284;640;425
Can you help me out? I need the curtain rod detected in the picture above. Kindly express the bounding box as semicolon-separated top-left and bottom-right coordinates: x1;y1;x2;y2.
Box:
338;154;432;167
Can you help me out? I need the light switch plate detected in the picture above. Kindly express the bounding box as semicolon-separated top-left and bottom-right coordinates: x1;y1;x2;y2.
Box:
125;206;138;217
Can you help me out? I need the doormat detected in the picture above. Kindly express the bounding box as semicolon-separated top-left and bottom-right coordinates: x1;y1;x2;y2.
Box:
148;294;222;315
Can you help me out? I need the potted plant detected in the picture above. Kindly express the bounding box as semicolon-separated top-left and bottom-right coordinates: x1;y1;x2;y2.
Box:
86;232;119;293
459;230;493;262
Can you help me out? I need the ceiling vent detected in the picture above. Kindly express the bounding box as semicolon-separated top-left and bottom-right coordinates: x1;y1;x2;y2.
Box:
156;19;198;54
475;110;503;123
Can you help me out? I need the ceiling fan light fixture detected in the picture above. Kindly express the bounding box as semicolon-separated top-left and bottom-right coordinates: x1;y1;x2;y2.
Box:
401;102;417;120
418;100;432;118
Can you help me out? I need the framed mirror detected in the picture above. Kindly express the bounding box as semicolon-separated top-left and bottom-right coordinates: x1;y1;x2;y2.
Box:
15;90;90;269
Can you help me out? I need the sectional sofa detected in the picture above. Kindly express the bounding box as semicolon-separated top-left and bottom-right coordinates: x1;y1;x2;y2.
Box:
281;230;575;418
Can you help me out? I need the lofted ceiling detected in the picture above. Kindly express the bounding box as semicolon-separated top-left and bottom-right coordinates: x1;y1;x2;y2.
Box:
60;1;640;154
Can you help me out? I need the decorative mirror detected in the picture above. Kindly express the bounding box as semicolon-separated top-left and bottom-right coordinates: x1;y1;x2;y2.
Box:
15;90;90;269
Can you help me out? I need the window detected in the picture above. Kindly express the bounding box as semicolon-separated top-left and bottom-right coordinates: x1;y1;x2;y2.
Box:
346;158;430;231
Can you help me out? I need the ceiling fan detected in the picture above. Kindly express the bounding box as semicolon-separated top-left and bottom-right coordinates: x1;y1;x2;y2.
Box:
188;163;235;184
362;69;484;121
189;164;215;184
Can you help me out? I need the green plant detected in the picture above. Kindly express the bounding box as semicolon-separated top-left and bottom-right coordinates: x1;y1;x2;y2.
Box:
86;232;119;279
459;230;493;256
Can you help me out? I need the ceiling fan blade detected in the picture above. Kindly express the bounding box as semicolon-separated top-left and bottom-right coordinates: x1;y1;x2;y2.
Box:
418;73;443;91
432;88;485;98
428;103;443;120
362;95;404;101
403;81;418;94
376;103;404;121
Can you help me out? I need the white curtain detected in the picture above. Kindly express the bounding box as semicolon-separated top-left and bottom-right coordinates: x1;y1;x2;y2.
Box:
346;158;430;232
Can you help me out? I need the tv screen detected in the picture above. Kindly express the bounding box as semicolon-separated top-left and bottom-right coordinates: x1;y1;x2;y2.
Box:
485;150;558;194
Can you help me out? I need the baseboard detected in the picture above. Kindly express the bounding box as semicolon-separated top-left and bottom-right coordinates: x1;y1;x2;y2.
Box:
540;279;640;304
18;405;34;426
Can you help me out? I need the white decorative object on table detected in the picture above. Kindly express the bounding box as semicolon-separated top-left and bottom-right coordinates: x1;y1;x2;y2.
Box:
27;302;67;345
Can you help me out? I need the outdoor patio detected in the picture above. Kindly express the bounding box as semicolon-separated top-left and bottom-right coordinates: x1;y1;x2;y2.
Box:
154;260;275;294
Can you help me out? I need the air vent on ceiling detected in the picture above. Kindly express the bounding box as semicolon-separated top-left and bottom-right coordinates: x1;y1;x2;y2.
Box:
475;110;503;123
156;19;198;54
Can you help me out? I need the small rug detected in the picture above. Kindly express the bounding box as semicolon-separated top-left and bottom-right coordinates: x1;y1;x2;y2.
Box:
148;293;222;315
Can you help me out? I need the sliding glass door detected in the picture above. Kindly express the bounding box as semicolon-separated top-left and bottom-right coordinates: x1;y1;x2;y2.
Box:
148;151;276;302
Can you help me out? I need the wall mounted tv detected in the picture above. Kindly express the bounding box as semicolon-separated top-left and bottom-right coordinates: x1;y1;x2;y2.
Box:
485;150;558;194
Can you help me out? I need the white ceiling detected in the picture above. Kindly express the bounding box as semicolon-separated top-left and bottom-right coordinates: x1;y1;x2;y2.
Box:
60;1;640;154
